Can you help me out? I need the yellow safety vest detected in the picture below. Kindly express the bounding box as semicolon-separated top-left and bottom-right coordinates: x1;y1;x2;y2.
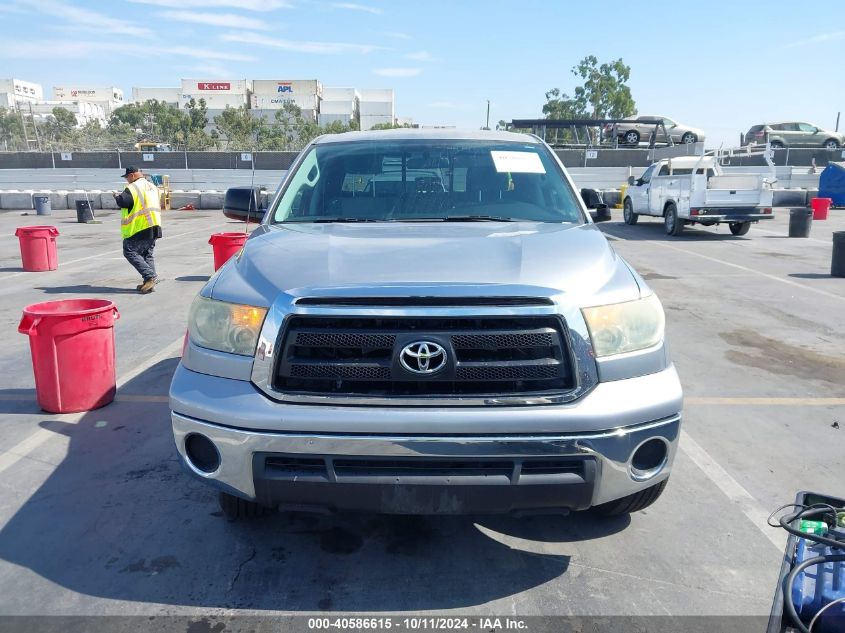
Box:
121;178;162;239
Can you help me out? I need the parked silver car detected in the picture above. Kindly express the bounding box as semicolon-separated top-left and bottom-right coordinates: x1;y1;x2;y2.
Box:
606;115;705;146
170;129;683;519
743;122;843;149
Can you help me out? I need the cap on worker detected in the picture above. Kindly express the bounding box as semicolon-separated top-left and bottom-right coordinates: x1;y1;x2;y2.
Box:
121;166;140;178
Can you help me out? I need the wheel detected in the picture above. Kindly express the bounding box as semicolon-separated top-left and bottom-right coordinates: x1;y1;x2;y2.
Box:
769;140;785;149
824;139;840;150
623;198;639;225
729;221;751;236
593;479;668;516
664;203;684;236
681;132;697;144
218;491;275;520
623;130;640;145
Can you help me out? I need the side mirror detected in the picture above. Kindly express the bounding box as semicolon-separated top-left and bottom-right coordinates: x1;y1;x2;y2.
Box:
627;175;636;186
814;127;821;133
590;204;611;223
580;188;604;209
223;186;265;223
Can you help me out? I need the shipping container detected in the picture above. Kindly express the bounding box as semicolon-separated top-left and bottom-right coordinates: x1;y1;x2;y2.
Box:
180;79;251;95
359;89;394;102
250;94;319;111
360;114;394;131
319;99;357;116
322;87;360;101
180;93;249;109
252;79;322;98
0;78;44;102
318;113;354;127
251;108;318;123
53;86;123;103
360;101;394;117
132;87;180;105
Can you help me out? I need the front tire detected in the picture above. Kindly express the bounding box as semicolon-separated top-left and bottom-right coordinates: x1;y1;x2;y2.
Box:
593;479;668;516
769;140;785;149
623;130;640;145
824;139;840;150
623;198;639;225
681;132;697;144
664;203;684;236
729;221;751;236
219;491;275;520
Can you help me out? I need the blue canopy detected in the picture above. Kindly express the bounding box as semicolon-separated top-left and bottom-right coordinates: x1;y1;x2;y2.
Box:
819;161;845;206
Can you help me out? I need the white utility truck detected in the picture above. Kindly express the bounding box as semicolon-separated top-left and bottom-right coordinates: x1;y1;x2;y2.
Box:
622;151;776;236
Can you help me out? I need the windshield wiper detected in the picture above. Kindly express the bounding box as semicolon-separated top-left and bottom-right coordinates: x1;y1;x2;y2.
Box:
442;215;516;222
298;217;380;223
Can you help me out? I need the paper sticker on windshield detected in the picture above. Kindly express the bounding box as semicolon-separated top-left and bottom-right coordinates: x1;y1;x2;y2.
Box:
490;151;545;174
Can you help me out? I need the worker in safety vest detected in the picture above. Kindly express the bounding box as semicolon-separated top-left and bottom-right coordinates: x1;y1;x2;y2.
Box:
113;166;163;294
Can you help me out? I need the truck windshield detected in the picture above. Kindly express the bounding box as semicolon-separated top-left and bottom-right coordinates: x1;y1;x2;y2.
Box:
271;139;585;224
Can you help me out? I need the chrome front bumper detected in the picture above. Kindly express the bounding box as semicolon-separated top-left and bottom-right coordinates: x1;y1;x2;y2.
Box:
171;405;681;512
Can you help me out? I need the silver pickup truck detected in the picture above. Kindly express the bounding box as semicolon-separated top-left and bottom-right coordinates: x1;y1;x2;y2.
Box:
170;130;683;519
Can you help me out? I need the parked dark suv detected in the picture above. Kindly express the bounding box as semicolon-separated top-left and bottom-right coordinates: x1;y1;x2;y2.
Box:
744;122;843;149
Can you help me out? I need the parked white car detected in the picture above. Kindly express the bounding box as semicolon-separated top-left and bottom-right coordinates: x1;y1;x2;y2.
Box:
606;116;706;146
622;154;775;236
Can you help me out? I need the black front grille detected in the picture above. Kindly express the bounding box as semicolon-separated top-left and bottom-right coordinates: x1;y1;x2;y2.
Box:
273;315;574;398
261;454;588;482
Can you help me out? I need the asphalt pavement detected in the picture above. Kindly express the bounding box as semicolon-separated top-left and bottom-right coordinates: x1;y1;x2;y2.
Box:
0;205;842;629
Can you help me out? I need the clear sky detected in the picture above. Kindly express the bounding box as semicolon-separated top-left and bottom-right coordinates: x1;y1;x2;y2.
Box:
1;0;843;147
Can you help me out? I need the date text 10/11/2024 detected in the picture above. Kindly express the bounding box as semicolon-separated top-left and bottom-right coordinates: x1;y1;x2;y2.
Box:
307;617;529;630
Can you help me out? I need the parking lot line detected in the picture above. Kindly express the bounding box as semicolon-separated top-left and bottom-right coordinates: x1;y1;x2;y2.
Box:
679;429;786;550
0;334;185;478
645;241;845;303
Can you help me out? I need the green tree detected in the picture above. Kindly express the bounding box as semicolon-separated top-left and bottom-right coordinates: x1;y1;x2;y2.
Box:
51;107;77;129
544;56;635;121
213;106;258;150
40;107;78;150
369;121;412;131
0;107;26;150
571;56;635;119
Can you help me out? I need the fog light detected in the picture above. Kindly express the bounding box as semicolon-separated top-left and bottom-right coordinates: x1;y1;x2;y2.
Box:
630;438;668;481
185;433;221;473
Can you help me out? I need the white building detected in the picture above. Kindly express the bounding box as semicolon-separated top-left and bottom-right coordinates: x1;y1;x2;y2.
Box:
52;86;124;114
0;78;44;108
29;101;108;127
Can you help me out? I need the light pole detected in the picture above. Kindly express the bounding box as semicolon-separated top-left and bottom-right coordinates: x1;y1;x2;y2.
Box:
485;100;490;131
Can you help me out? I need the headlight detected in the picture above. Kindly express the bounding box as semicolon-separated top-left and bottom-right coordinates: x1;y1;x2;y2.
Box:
188;295;267;356
581;294;665;358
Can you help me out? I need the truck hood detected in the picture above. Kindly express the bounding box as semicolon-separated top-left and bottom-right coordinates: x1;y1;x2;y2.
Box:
207;222;643;307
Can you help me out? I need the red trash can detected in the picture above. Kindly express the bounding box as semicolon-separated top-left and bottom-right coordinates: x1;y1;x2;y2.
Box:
209;232;248;271
18;299;120;413
811;197;832;220
15;226;59;272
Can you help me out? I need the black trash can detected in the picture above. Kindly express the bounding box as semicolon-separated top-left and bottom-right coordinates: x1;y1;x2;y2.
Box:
832;231;845;278
788;208;812;238
33;195;51;216
75;200;94;223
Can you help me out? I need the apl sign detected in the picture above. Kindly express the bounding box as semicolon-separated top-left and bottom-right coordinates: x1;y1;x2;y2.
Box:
197;82;231;91
277;82;293;93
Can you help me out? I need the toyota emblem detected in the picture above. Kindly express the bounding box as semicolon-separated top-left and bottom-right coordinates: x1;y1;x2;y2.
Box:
399;341;447;374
